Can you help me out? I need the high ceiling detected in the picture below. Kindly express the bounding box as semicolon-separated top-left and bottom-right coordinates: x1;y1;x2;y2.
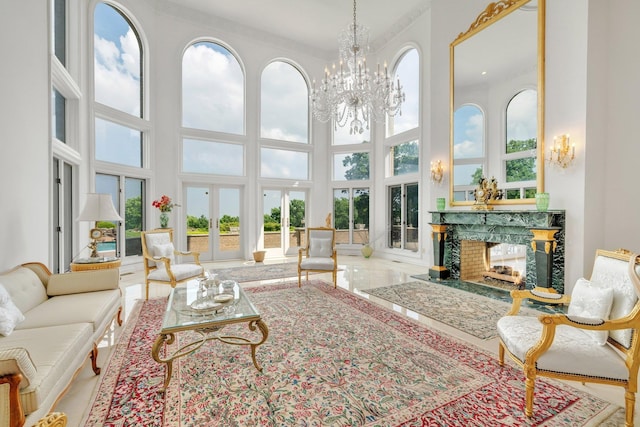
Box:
164;0;430;55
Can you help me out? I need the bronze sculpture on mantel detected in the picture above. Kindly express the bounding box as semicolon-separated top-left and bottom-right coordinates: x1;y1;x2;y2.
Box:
472;176;503;210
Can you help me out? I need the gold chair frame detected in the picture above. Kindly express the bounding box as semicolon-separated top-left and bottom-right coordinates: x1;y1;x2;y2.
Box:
498;249;640;427
297;227;337;288
140;229;203;299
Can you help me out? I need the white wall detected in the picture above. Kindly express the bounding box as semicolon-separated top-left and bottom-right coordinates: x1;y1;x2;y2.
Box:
603;0;640;256
0;1;50;270
1;0;637;284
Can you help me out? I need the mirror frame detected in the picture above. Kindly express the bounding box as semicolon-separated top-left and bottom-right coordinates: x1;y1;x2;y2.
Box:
449;0;545;206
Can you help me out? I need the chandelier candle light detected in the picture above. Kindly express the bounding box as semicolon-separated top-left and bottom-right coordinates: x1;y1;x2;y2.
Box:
310;0;405;135
548;134;575;168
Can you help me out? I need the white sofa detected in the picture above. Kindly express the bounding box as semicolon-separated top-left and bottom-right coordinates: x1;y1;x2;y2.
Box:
0;263;122;427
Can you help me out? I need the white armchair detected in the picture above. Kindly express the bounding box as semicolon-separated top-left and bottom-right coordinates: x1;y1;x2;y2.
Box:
140;229;204;299
297;227;337;288
497;249;640;427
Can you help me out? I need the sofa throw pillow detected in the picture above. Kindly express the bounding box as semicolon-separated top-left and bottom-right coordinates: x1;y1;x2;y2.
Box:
567;277;614;345
153;242;176;267
0;283;25;336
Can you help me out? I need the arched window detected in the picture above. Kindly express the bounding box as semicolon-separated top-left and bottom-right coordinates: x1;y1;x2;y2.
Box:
261;61;308;143
182;41;244;135
93;2;146;259
504;89;537;198
93;2;141;117
386;48;419;137
453;104;485;201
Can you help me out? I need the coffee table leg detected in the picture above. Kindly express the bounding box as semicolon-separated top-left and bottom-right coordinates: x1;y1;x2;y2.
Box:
249;319;269;372
151;333;175;392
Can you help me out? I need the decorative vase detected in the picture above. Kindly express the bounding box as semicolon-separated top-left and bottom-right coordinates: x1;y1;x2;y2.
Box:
436;197;446;211
361;244;374;258
160;212;169;228
253;250;266;262
535;192;550;212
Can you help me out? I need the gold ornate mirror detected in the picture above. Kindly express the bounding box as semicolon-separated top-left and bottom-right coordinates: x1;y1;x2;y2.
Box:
449;0;545;206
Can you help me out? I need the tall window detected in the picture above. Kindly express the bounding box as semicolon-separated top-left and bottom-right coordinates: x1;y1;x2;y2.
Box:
453;104;485;201
53;0;66;65
260;60;310;180
94;3;142;117
386;48;419;137
94;3;146;258
182;41;244;134
384;48;420;254
504;89;537;199
261;61;308;143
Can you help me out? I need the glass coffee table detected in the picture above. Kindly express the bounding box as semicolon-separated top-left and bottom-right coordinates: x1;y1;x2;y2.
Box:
151;279;269;391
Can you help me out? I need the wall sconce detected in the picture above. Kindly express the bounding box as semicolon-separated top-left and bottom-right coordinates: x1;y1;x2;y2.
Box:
430;160;444;183
548;134;575;168
77;193;123;258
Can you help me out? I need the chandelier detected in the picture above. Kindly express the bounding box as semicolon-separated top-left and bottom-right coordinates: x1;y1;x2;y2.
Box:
310;0;405;135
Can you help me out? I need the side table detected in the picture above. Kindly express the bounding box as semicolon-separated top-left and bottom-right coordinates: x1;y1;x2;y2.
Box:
70;257;121;272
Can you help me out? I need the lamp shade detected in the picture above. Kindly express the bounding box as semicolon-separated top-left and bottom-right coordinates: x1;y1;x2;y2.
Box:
77;193;123;222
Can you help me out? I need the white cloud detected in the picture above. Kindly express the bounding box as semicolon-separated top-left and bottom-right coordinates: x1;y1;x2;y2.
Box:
261;61;308;143
182;43;244;134
507;89;537;141
93;30;141;116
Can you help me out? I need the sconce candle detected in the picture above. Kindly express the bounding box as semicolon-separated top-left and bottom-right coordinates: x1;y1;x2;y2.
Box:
430;160;444;183
549;134;575;168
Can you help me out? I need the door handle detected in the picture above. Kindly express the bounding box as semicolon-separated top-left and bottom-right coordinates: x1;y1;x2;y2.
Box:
209;218;213;229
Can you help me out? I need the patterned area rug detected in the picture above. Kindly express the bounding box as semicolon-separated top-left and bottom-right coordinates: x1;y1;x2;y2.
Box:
210;262;302;283
85;281;623;426
363;281;544;340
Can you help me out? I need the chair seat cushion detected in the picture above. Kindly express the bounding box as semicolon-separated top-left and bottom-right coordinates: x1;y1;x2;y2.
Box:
300;257;334;271
497;315;628;381
148;264;203;282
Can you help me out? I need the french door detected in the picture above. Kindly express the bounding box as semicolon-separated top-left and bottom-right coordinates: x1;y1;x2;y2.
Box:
184;185;242;261
388;182;419;252
262;188;307;258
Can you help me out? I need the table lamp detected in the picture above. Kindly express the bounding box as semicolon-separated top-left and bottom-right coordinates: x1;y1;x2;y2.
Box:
77;193;123;258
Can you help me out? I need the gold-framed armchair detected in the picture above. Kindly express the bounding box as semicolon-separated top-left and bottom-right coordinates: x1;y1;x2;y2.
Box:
297;227;337;288
497;249;640;427
140;229;204;299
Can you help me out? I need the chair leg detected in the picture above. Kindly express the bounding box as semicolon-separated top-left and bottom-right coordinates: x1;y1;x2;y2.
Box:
298;271;302;287
498;342;505;366
145;281;150;300
332;270;337;288
625;390;635;427
525;376;535;418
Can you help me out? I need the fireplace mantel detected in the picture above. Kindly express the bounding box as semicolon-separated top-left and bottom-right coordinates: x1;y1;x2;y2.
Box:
429;210;565;293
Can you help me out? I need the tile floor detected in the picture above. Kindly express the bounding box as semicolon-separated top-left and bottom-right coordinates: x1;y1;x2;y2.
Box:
55;255;634;425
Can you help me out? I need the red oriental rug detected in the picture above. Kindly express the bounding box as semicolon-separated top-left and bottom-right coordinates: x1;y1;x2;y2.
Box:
85;281;623;426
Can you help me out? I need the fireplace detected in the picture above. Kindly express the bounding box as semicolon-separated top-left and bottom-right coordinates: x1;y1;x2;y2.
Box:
460;241;526;288
428;210;565;293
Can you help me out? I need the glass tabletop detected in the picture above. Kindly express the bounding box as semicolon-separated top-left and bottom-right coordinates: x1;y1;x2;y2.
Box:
161;279;261;333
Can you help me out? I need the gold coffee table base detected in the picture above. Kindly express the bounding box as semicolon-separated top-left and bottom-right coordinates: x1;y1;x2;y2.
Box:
151;318;269;392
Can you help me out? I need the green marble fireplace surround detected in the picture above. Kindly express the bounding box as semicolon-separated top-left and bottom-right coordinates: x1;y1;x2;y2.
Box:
429;210;566;293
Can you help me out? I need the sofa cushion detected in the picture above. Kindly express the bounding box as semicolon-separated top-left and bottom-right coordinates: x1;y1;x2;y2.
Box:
16;290;120;333
0;284;25;336
0;323;93;415
46;268;120;296
0;268;47;314
0;347;37;389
